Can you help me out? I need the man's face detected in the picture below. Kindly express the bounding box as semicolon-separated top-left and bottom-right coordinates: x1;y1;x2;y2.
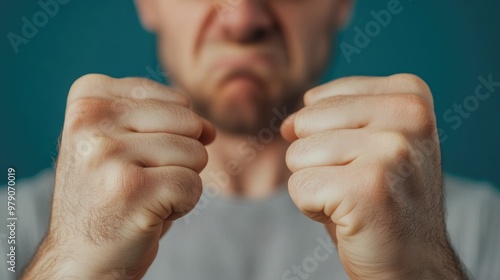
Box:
136;0;351;134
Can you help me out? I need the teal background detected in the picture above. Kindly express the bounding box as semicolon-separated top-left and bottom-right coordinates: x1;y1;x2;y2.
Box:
1;0;499;188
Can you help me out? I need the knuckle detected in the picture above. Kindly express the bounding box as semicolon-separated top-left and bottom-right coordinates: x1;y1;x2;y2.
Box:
385;94;435;134
109;96;136;116
390;73;430;94
403;94;430;115
105;163;144;199
68;73;112;101
93;135;126;158
375;132;410;162
401;94;436;133
70;134;126;169
64;98;110;133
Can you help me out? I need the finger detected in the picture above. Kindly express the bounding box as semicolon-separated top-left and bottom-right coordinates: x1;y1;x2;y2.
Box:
304;74;433;108
123;101;205;139
115;77;191;107
67;74;190;107
141;166;203;222
117;78;216;145
293;94;435;139
288;166;353;226
286;129;368;172
123;133;208;173
280;113;297;142
65;96;215;147
198;118;217;145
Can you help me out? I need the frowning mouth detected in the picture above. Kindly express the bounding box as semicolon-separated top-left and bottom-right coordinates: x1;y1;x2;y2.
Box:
212;53;279;89
220;67;265;89
212;53;277;72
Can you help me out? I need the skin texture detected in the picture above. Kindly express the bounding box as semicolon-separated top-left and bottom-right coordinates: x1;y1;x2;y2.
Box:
281;75;466;278
23;0;467;279
135;0;350;134
24;75;216;278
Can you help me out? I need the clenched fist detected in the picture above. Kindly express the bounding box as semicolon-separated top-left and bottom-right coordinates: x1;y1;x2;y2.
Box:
281;74;467;279
24;74;215;279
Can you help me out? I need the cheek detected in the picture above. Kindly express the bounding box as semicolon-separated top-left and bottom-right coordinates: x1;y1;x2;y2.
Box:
277;7;334;83
156;2;210;80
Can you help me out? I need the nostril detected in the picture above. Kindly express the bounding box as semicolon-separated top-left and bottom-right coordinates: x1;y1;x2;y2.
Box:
251;28;267;42
240;27;268;44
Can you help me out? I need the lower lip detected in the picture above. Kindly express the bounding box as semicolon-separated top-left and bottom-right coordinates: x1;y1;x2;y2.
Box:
216;55;275;71
221;75;263;100
225;75;261;90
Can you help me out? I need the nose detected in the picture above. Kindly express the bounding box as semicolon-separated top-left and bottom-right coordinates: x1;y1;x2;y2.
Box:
215;0;275;43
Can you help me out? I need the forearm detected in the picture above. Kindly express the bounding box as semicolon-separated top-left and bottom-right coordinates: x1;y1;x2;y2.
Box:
400;239;469;280
23;237;74;279
424;241;469;280
22;235;102;280
22;233;151;280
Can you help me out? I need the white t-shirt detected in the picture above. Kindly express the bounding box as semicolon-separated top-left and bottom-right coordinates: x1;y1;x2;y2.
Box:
1;170;499;279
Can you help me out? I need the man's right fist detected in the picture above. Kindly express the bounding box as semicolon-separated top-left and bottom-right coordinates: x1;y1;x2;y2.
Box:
24;74;215;279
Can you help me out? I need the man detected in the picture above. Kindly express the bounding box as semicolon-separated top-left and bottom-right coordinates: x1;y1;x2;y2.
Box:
1;0;499;279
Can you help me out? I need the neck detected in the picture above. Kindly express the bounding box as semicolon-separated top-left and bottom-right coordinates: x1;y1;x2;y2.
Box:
200;129;291;199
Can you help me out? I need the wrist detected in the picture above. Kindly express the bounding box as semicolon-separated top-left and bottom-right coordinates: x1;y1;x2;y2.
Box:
22;234;110;279
398;239;468;280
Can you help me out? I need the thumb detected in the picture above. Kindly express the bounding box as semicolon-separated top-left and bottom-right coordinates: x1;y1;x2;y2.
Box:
280;113;298;142
198;118;217;145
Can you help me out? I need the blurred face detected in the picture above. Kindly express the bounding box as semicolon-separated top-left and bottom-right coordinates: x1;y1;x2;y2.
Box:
136;0;351;134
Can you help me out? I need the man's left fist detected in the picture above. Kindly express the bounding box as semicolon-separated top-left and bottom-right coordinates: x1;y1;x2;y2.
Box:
281;74;466;279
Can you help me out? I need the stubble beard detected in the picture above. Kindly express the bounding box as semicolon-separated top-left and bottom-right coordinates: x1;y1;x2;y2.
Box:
190;87;303;136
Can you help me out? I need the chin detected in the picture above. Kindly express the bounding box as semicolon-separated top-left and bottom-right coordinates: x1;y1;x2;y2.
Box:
187;70;301;136
211;99;271;135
